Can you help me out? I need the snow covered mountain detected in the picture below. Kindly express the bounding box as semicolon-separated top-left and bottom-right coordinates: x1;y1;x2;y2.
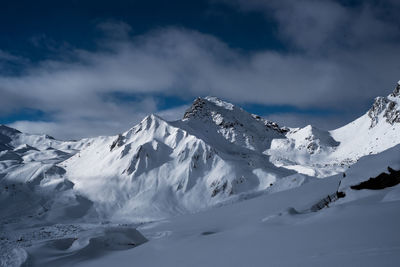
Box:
2;82;400;222
268;81;400;177
1;81;400;266
331;81;400;159
62;97;296;222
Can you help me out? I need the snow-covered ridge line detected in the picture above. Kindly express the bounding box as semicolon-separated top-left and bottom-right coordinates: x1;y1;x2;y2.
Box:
1;80;400;224
268;81;400;177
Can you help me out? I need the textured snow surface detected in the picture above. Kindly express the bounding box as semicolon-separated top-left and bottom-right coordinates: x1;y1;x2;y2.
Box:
78;146;400;267
1;82;400;266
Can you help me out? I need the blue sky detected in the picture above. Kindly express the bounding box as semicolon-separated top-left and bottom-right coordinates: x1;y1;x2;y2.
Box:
1;0;283;56
1;0;399;139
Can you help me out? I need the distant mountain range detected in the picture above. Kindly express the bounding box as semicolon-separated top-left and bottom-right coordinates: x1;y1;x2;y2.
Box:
1;81;399;224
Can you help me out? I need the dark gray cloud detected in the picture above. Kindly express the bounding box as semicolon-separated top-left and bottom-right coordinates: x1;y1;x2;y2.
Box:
266;112;358;131
1;0;400;138
222;0;400;51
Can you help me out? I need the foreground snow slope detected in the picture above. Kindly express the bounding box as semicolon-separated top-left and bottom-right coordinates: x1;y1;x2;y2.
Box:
3;144;397;266
77;145;400;267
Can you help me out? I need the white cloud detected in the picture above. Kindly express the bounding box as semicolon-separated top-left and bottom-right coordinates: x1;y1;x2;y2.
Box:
1;12;399;139
221;0;400;52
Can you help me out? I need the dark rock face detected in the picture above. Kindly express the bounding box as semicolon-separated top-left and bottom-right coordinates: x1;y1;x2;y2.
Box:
384;101;400;124
110;134;124;151
183;98;207;120
306;142;319;154
391;82;400;97
368;82;400;128
183;97;287;134
351;167;400;190
210;180;232;197
368;96;388;127
252;114;289;134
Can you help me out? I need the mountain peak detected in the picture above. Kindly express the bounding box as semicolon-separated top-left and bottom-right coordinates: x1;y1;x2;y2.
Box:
183;96;236;120
182;96;287;133
142;113;165;123
123;113;170;140
180;96;287;152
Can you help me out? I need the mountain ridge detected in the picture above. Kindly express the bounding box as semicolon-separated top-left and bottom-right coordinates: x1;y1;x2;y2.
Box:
0;81;399;222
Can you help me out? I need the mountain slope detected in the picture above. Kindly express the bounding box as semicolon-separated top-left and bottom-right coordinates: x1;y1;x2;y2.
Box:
2;81;399;223
268;81;400;177
331;81;400;159
63;100;295;222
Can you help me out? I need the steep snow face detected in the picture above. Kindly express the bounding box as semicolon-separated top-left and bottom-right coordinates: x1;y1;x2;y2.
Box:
64;114;294;222
331;81;400;160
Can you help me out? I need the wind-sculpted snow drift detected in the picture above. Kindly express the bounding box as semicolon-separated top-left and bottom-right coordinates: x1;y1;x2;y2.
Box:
1;81;400;266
